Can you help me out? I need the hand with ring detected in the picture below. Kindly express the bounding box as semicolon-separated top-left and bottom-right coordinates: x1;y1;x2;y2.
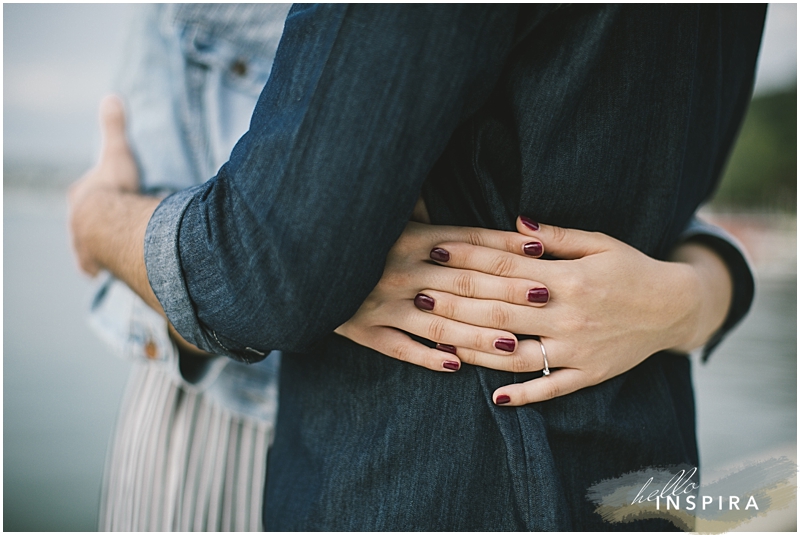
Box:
419;216;732;406
337;215;732;407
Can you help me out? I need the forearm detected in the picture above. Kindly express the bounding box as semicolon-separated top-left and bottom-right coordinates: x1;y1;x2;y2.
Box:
76;187;214;357
145;5;519;358
668;240;733;353
74;188;160;310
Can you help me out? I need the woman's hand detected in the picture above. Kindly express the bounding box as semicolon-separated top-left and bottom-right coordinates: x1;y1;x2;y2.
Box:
419;217;733;406
335;221;552;372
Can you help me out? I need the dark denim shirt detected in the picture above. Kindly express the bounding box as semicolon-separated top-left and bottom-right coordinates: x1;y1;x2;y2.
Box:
144;4;764;530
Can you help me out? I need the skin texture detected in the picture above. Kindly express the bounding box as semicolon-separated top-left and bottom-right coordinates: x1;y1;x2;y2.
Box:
339;216;733;407
68;96;208;358
69;97;733;405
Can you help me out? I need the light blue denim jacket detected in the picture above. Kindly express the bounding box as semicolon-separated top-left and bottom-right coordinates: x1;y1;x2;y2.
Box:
89;3;291;421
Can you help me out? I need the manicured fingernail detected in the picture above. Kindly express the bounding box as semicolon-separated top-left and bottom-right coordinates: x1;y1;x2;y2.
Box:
494;338;516;352
496;394;511;405
523;241;543;257
443;360;460;371
436;343;457;355
520;216;540;231
430;248;450;262
527;287;549;303
414;293;435;311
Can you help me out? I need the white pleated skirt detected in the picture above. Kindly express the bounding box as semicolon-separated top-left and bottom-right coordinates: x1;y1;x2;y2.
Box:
98;362;272;531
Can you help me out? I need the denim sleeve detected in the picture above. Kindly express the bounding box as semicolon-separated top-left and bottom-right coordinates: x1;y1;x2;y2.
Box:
144;4;520;362
678;216;756;361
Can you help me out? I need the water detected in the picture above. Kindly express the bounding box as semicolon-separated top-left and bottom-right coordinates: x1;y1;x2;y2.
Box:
4;191;131;531
3;190;796;530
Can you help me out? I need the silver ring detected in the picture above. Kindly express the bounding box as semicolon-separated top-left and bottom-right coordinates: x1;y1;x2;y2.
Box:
538;339;550;376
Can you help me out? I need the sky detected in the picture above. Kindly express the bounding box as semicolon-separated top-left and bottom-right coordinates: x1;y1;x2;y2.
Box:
3;3;797;166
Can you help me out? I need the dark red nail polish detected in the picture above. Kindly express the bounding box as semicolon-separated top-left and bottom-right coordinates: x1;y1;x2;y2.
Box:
527;287;549;303
496;394;511;405
430;248;450;262
520;216;540;231
494;338;516;352
523;241;543;257
436;343;457;355
414;293;435;311
443;360;460;371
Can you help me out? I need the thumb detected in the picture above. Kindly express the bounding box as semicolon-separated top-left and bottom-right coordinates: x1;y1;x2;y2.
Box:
99;95;130;157
516;216;610;259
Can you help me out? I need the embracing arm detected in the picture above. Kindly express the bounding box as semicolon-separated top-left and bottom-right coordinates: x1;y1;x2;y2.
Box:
68;97;221;361
75;5;522;361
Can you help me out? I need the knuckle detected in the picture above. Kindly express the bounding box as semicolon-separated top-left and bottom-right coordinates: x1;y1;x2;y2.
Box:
426;317;447;342
489;303;511;329
439;297;458;319
489;255;516;278
379;270;408;291
474;332;490;352
562;271;586;297
541;379;561;400
455;348;477;366
453;272;477;298
551;225;569;245
510;352;530;373
389;343;413;363
505;282;520;304
465;230;484;247
506;236;521;254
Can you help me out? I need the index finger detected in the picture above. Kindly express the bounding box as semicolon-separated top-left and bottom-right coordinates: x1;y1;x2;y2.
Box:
427;241;549;281
403;222;545;260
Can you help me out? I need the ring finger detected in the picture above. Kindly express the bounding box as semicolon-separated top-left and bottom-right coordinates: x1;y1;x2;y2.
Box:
389;300;520;355
416;289;550;336
419;264;550;306
456;337;561;374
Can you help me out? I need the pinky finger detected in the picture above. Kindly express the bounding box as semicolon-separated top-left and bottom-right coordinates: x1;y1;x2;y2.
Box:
368;326;463;372
493;368;588;405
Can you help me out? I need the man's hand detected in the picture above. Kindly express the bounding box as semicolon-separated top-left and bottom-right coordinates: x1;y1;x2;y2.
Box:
68;95;141;276
67;96;161;315
68;96;214;358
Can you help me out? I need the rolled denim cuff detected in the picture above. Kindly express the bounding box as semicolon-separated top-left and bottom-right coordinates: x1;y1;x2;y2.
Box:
144;186;206;343
144;186;269;364
678;217;756;362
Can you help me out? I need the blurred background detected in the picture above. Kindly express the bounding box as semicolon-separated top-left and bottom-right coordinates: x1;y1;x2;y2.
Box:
4;4;797;531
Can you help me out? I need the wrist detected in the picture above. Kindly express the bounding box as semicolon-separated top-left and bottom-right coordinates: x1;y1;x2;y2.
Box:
664;260;704;354
666;241;733;353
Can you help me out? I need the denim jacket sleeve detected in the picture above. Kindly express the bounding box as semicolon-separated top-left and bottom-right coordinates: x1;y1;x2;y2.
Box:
678;216;756;361
144;4;521;362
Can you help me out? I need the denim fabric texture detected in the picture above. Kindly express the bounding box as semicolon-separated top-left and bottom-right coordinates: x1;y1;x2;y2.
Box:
93;3;289;417
142;4;765;530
